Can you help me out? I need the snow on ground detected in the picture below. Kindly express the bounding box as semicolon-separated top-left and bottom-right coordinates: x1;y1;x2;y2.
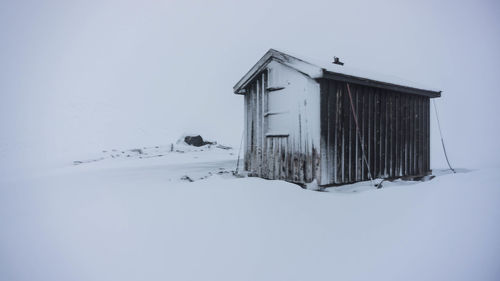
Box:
69;142;238;183
1;144;500;281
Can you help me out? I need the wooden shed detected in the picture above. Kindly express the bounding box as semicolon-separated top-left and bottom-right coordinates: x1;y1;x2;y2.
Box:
233;49;441;186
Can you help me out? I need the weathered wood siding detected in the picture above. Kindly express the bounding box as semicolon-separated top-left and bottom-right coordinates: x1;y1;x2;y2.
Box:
243;61;320;184
319;79;431;185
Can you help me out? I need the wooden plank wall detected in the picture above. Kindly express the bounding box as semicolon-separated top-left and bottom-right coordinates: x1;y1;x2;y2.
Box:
244;71;267;174
243;65;320;184
319;79;431;185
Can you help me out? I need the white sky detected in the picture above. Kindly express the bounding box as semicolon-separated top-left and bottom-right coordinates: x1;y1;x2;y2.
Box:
1;0;500;173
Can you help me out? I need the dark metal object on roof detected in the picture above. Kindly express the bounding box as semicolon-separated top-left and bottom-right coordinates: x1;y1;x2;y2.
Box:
333;56;344;66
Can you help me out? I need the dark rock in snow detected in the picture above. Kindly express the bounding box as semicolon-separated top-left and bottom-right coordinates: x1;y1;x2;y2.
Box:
184;135;214;147
181;175;194;182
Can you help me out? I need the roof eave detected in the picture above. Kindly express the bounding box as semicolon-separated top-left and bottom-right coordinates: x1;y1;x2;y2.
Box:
233;50;276;94
320;69;441;98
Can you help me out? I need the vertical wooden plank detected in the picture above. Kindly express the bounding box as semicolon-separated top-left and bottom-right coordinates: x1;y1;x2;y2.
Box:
400;93;405;176
367;87;373;180
419;97;424;175
250;89;255;172
279;137;283;180
426;98;430;173
407;95;411;176
259;71;267;177
358;86;364;180
427;98;431;173
274;138;279;180
270;137;274;179
386;92;391;177
422;97;426;174
385;91;390;177
246;88;250;172
297;137;302;183
283;137;288;180
407;94;412;175
359;86;366;181
276;138;280;180
249;83;255;174
353;85;359;182
396;94;404;176
305;137;311;183
374;88;380;178
381;89;386;178
401;93;406;176
423;97;427;174
343;83;350;183
364;87;370;181
414;96;418;175
326;80;333;184
386;91;390;177
422;97;425;174
253;82;258;174
347;84;353;182
256;78;262;176
292;135;297;182
409;94;413;175
291;138;297;182
404;93;409;176
278;137;282;180
281;137;285;180
416;97;420;175
405;94;409;176
287;137;291;181
351;85;356;182
360;86;366;180
249;82;253;174
328;81;335;183
391;92;397;178
329;80;338;184
264;137;268;179
423;98;427;174
416;97;422;174
339;83;344;182
360;87;365;180
392;92;397;178
319;80;329;185
357;85;363;181
415;96;419;175
372;88;376;178
262;71;268;179
335;82;343;184
379;90;386;178
353;85;359;181
387;91;392;178
394;93;399;177
285;138;289;181
243;91;248;171
298;113;304;183
412;95;417;175
268;137;274;179
304;137;310;182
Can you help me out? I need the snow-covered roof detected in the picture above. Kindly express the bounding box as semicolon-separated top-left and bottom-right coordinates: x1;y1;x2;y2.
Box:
233;49;441;98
